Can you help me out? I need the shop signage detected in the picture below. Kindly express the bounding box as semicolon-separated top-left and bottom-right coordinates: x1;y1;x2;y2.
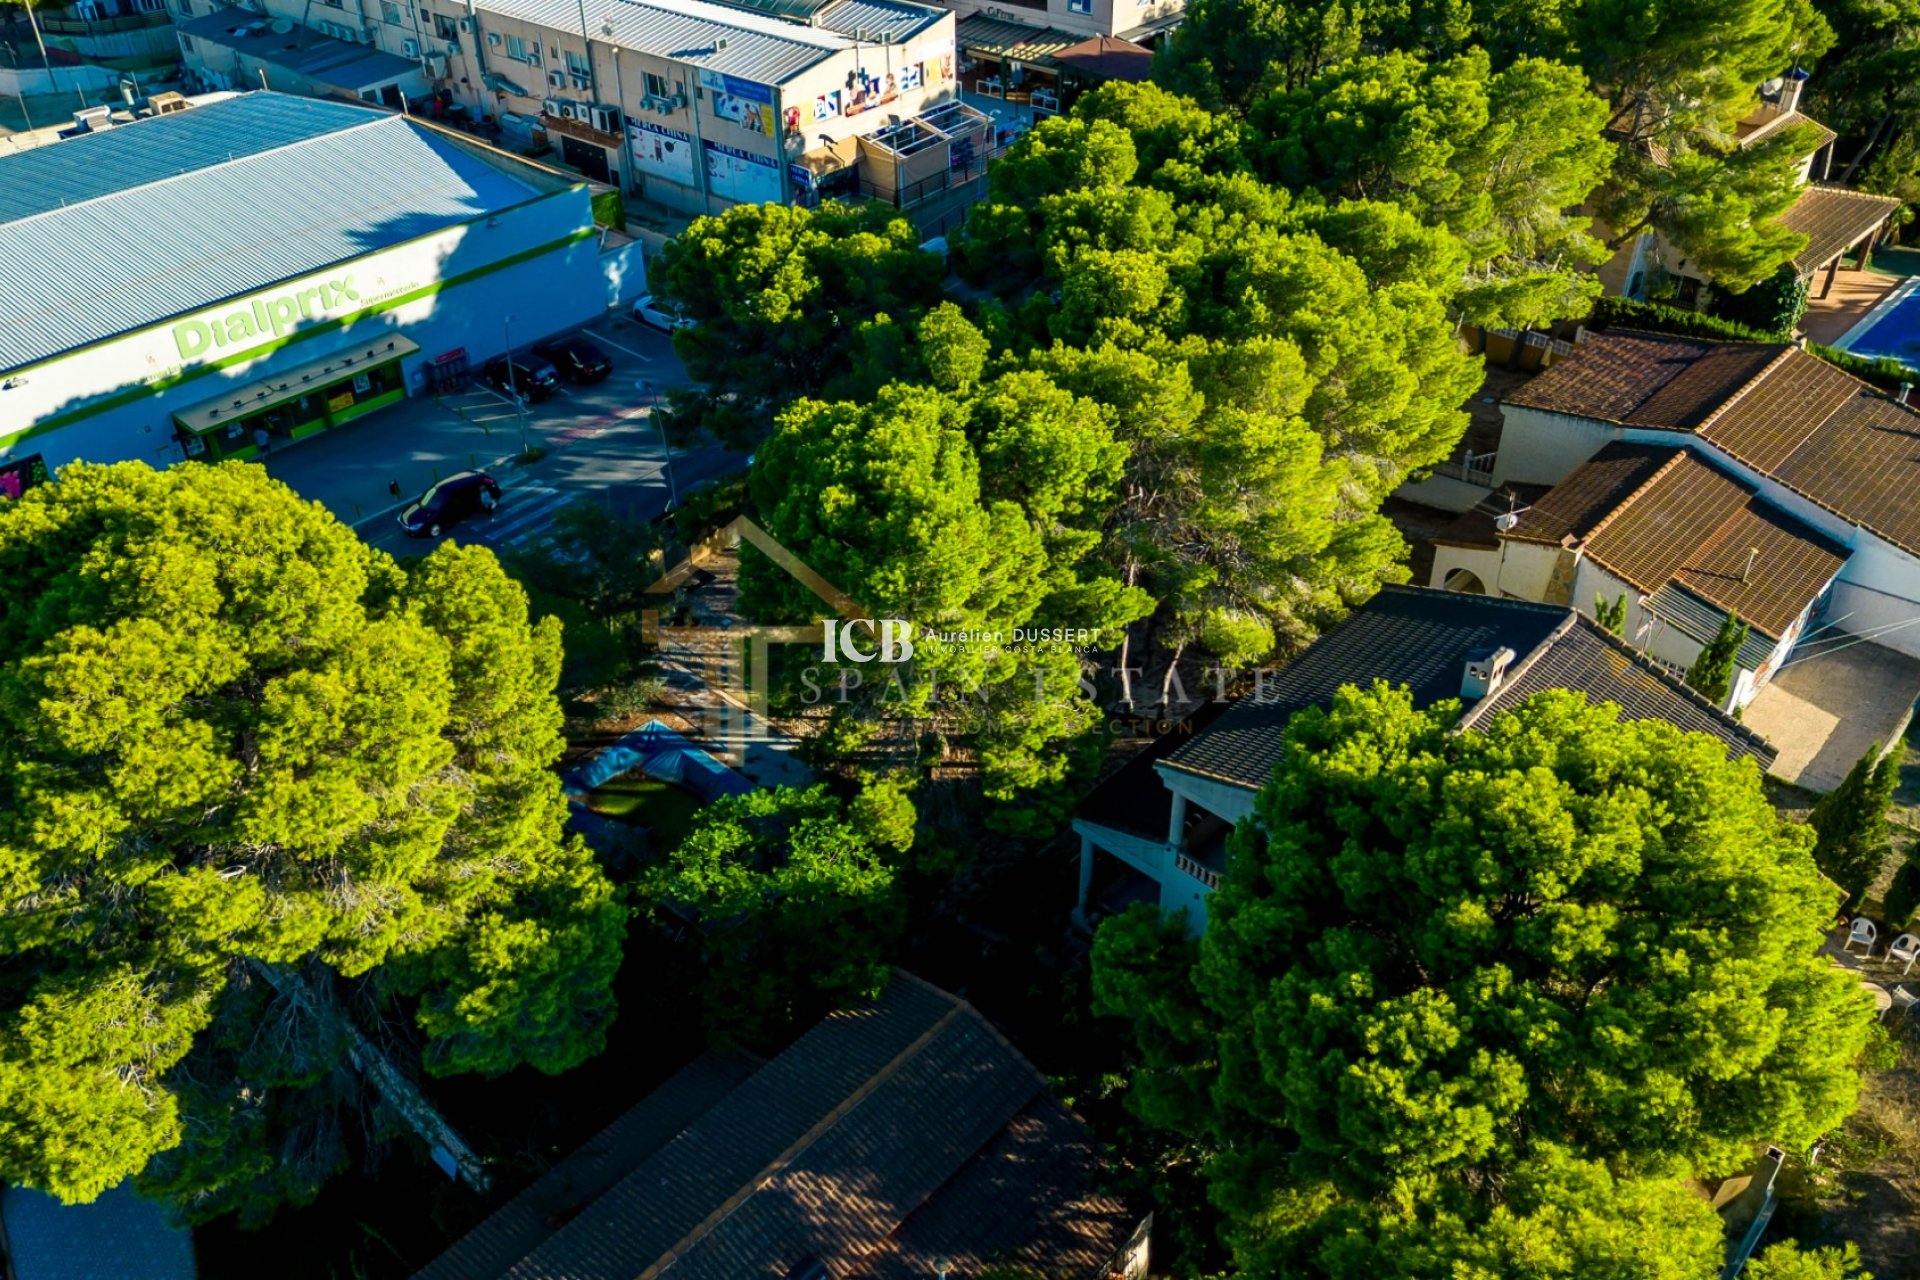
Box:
171;275;363;360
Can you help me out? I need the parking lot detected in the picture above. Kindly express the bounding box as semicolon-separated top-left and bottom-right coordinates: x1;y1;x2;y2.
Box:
264;307;741;558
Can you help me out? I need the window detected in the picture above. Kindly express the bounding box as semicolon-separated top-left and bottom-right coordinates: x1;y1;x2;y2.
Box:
505;33;529;60
1067;0;1093;11
179;31;194;49
564;48;588;75
433;12;458;40
178;0;193;13
318;0;343;9
380;0;401;21
643;70;671;99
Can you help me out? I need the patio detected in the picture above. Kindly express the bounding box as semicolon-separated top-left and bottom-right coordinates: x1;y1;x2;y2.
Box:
1744;632;1920;793
1801;266;1906;347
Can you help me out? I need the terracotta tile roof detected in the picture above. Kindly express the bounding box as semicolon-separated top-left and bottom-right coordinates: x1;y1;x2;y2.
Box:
1700;346;1860;469
1580;451;1848;638
1157;586;1771;790
1506;332;1920;558
1504;331;1790;429
1780;184;1904;273
1501;443;1681;544
418;974;1136;1280
1765;390;1920;558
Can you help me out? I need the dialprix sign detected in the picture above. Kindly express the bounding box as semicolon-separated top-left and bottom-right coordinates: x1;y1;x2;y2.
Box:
170;276;363;360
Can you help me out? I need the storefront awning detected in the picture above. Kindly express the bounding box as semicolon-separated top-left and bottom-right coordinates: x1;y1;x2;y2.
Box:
795;135;861;177
954;14;1082;64
1053;35;1155;83
173;334;420;434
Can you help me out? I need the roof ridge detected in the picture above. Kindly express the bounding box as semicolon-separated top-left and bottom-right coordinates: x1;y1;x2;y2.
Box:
1;95;392;232
1573;447;1691;548
640;996;986;1279
1456;611;1579;732
1565;613;1778;753
1693;342;1801;434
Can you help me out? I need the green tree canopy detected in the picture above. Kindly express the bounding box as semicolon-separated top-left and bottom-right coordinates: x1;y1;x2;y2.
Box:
1093;683;1872;1274
657;200;946;420
1249;49;1613;326
0;462;624;1211
635;784;903;1044
1811;741;1905;909
1686;610;1749;706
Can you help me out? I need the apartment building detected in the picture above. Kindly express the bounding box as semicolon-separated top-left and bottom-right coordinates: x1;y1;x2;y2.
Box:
165;0;966;217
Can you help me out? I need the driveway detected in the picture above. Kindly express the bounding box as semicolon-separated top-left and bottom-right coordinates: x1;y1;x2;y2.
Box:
1745;635;1920;792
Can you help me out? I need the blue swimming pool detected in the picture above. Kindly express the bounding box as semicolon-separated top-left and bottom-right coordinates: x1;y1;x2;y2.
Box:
1839;277;1920;364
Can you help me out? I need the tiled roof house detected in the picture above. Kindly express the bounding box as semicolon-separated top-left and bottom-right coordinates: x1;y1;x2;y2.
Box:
414;972;1149;1280
1454;331;1920;697
1072;585;1775;933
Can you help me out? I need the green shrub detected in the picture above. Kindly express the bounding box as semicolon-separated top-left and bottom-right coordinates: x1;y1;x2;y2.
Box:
1589;296;1778;342
1708;265;1809;338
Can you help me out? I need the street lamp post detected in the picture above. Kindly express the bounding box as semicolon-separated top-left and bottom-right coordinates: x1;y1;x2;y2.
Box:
503;314;529;456
638;378;677;507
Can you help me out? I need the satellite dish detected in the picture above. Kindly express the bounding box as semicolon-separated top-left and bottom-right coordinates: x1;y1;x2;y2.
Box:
270;19;292;33
1761;76;1784;97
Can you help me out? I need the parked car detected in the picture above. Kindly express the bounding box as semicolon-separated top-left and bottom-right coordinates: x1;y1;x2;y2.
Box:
397;470;500;538
630;295;692;332
532;333;613;384
482;353;560;401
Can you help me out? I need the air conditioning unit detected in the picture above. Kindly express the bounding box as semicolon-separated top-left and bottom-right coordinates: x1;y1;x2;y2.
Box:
542;96;563;116
444;40;458;55
560;102;581;120
402;36;420;56
526;51;541;66
485;30;499;46
589;104;617;132
669;89;687;109
424;53;448;77
360;25;376;41
457;15;473;31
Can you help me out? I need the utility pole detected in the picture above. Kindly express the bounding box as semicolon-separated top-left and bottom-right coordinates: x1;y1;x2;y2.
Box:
504;314;529;455
1;44;34;132
638;378;677;507
22;0;84;112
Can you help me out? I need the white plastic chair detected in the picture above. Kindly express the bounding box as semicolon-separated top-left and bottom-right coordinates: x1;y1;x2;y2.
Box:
1845;917;1878;956
1893;985;1920;1019
1889;933;1920;975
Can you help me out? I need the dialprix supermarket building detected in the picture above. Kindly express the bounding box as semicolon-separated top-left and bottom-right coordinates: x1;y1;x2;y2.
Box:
0;91;641;471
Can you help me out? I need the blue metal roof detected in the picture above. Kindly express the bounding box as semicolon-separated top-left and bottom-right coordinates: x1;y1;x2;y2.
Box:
0;93;547;373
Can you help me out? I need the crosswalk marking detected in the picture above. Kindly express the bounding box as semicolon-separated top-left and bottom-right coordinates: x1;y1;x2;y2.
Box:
478;487;576;546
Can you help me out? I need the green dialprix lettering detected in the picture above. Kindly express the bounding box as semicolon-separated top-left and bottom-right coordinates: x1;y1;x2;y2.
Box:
171;275;358;361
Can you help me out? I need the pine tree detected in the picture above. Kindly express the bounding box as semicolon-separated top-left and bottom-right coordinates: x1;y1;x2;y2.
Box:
1686;611;1748;706
1812;742;1906;911
1594;592;1628;635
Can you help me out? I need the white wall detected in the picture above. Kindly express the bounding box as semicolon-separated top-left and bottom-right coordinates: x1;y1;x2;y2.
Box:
0;63;123;95
1493;405;1624;486
1;187;603;469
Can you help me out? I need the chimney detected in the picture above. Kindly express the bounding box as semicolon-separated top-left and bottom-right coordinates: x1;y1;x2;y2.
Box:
1461;646;1516;700
1900;381;1912;406
1782;67;1809;115
1742;546;1759;583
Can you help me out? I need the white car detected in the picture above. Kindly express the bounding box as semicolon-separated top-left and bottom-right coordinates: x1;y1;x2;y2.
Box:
630;295;691;332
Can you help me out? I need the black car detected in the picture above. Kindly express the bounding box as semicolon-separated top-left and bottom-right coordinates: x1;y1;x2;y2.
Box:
532;334;613;384
481;353;560;401
397;470;500;537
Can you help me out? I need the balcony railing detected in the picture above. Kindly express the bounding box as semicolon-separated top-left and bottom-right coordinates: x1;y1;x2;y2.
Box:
1173;852;1221;890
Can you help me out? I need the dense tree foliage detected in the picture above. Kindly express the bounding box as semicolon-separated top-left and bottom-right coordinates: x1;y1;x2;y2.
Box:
1808;0;1920;199
1812;742;1905;909
635;784;904;1044
1093;684;1872;1275
0;462;624;1212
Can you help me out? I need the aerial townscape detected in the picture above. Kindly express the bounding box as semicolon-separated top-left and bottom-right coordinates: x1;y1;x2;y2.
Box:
7;0;1920;1275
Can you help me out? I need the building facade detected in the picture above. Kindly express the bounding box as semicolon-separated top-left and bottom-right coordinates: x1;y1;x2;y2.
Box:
163;0;968;218
0;92;636;472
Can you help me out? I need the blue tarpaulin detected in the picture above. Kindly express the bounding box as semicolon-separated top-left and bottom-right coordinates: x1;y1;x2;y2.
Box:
563;720;752;805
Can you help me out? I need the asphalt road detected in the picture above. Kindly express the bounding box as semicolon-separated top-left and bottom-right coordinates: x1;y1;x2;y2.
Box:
270;311;744;559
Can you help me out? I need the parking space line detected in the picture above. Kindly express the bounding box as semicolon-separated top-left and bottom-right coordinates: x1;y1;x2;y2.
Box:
591;332;655;363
